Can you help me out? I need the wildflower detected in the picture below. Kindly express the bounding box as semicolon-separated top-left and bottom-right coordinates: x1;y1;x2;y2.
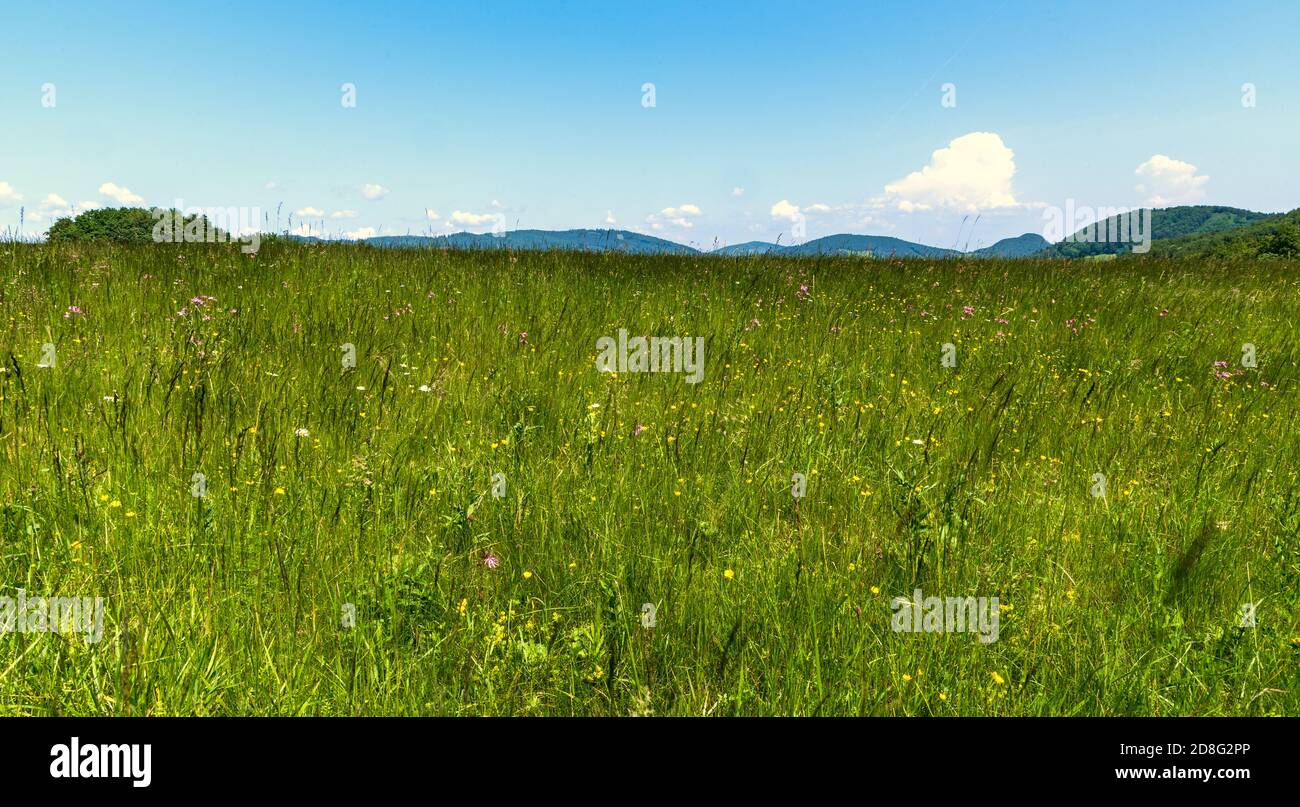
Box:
939;692;948;702
294;428;310;438
109;500;121;509
847;563;856;572
902;673;912;682
990;671;1005;686
484;552;500;569
633;423;647;437
522;570;533;580
274;487;285;496
724;568;735;580
458;598;467;615
870;585;880;595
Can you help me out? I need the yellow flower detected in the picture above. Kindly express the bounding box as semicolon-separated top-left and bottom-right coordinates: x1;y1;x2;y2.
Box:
274;487;286;496
98;494;109;502
724;569;735;580
847;563;856;572
870;586;880;595
458;598;467;615
939;692;948;701
991;671;1005;686
522;570;533;580
902;673;912;682
125;511;136;518
109;500;121;508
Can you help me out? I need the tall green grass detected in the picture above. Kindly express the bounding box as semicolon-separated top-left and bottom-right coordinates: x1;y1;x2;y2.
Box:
1;241;1296;715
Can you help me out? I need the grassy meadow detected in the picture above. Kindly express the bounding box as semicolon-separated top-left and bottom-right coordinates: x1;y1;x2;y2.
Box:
1;241;1297;716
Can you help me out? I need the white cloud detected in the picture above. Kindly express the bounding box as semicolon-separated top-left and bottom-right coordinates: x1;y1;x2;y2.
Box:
883;132;1021;212
265;181;279;191
732;187;745;197
0;182;23;205
770;199;801;220
330;210;357;219
296;206;326;217
604;210;616;225
451;210;499;226
345;226;379;240
490;199;504;209
806;203;832;213
360;183;388;200
99;182;145;205
28;192;75;222
1135;154;1208;206
647;203;701;230
77;201;102;211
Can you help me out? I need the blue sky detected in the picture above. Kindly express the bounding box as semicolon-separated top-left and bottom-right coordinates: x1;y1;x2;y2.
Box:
2;0;1296;249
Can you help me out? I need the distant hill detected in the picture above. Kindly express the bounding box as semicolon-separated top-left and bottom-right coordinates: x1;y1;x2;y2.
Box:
972;233;1050;258
1043;206;1271;258
271;205;1291;260
782;234;957;258
712;241;781;256
365;228;697;255
1147;207;1300;257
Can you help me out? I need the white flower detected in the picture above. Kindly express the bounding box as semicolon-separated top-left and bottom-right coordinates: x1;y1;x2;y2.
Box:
418;384;432;393
294;428;310;438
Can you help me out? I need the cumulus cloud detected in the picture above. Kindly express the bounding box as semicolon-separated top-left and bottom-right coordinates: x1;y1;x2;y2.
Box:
1135;154;1208;206
806;203;832;213
296;206;326;217
604;210;616;224
330;210;357;219
344;226;379;240
770;199;801;221
451;210;499;226
646;203;701;230
99;182;145;205
883;132;1021;212
360;183;388;200
0;182;23;204
28;193;75;222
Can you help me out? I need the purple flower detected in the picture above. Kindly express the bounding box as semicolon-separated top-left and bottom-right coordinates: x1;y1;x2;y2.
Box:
483;552;499;570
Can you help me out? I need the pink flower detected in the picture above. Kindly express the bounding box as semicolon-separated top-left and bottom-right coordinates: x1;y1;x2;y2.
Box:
483;552;499;570
518;331;528;345
633;423;647;437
